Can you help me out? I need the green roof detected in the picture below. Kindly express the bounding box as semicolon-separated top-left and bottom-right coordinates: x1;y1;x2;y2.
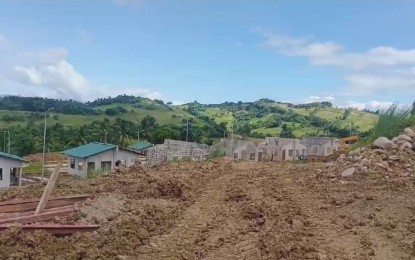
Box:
0;152;26;162
63;142;117;158
128;142;153;150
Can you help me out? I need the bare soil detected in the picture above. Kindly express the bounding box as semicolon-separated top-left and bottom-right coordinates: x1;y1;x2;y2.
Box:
0;160;414;259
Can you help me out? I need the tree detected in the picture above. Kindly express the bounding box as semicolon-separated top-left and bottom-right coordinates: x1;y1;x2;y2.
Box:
140;115;158;142
280;124;294;138
342;109;352;120
412;100;415;115
153;125;180;144
115;118;135;148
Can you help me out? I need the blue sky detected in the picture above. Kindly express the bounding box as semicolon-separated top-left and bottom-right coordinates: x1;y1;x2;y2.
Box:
0;0;414;110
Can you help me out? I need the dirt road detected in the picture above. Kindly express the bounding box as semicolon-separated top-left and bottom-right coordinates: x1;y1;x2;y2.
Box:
1;160;414;259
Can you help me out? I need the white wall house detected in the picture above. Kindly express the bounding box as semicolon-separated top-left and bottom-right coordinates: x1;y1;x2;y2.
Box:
258;137;306;162
0;152;25;189
301;137;341;157
63;142;140;178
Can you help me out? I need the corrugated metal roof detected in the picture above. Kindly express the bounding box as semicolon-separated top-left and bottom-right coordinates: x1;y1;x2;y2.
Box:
0;152;26;162
128;142;153;150
62;142;116;158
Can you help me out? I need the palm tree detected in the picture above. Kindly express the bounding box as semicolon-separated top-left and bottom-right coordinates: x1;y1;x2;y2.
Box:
115;118;133;148
140;115;158;142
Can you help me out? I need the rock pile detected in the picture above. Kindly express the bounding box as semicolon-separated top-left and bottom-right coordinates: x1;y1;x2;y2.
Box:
323;127;415;179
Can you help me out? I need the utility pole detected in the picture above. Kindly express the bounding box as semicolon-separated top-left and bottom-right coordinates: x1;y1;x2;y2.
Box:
186;118;189;142
137;129;144;143
231;118;236;140
41;108;53;182
103;129;108;143
3;130;10;153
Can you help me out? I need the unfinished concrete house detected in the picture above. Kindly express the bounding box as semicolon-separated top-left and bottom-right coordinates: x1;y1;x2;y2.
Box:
146;139;209;165
300;137;341;157
257;137;306;162
212;138;258;161
0;152;26;189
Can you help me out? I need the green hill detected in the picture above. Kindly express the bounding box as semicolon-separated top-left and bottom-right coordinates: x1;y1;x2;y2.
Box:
0;95;378;156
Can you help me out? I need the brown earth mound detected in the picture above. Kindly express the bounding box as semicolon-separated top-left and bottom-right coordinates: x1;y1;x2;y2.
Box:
0;158;415;259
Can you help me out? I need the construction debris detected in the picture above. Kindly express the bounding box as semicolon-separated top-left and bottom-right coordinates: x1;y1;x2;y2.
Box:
0;194;89;213
0;224;99;235
0;163;98;235
35;162;62;215
320;127;415;178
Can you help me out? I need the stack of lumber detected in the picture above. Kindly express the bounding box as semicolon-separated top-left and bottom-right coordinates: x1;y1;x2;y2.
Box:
0;163;99;235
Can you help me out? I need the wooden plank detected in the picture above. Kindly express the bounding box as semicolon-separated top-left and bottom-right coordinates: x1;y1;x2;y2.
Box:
0;206;75;219
35;162;62;215
0;196;88;214
0;224;99;235
0;194;90;207
0;208;75;225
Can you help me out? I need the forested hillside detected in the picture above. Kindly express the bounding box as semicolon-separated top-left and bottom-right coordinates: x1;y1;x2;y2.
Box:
0;95;378;156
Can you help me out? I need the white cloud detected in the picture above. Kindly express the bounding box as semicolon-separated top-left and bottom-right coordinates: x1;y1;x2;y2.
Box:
104;87;163;100
0;36;162;102
172;101;184;106
262;32;415;69
306;95;335;102
260;30;415;98
336;100;394;111
343;74;415;95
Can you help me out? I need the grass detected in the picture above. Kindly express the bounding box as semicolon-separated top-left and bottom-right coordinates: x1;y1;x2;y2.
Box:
22;163;52;175
86;168;109;179
0;104;200;128
252;127;281;136
354;104;415;148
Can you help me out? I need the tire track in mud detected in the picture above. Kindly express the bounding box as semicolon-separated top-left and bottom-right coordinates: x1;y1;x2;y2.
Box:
281;171;414;260
204;167;318;260
136;173;236;260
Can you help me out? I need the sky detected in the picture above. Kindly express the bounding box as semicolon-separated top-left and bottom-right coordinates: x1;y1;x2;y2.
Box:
0;0;414;110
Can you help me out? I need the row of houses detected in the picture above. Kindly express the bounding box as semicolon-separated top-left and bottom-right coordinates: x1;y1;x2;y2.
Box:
64;139;210;177
0;138;211;188
0;136;340;188
213;136;342;162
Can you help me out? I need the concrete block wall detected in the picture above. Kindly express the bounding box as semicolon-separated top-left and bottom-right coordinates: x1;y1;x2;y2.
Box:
147;140;209;165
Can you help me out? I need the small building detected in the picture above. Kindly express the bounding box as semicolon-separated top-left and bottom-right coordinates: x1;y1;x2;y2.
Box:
63;142;140;178
300;137;341;157
258;137;306;161
0;152;26;189
128;142;153;156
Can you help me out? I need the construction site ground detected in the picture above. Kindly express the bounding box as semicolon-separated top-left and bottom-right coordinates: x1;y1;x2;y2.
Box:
0;160;414;260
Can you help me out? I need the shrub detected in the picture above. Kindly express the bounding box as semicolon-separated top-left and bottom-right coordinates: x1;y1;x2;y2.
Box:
207;148;225;160
355;104;415;148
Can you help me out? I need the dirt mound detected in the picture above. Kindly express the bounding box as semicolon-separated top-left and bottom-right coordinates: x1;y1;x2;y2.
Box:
1;158;415;259
80;195;125;223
